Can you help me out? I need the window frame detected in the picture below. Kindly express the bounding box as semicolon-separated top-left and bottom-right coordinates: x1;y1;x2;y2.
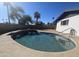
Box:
61;19;69;26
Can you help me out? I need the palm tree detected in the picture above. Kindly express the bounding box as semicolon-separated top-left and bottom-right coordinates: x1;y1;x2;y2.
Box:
19;15;32;25
34;11;40;24
9;5;24;24
4;2;11;24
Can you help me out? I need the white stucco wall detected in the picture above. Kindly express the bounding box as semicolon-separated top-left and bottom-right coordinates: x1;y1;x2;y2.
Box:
56;15;79;36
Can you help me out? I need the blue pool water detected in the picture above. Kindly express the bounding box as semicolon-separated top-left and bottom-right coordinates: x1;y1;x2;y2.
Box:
14;32;75;52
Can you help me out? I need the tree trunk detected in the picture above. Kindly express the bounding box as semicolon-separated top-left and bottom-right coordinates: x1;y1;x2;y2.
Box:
36;18;38;25
6;5;10;24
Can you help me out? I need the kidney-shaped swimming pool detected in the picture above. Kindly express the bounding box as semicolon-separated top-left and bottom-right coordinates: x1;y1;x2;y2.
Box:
11;31;76;52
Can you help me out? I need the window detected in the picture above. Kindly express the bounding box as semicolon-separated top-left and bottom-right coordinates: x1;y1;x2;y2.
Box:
61;20;69;25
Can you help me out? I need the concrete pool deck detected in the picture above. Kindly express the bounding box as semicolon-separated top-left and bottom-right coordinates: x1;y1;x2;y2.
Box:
0;29;79;57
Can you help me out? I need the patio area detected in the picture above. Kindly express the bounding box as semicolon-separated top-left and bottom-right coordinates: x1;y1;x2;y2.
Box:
0;29;79;57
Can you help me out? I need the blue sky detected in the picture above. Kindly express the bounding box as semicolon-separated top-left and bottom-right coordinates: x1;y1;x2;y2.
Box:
0;2;79;24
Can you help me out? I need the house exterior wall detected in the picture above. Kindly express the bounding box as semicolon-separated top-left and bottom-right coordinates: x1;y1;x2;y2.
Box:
56;15;79;36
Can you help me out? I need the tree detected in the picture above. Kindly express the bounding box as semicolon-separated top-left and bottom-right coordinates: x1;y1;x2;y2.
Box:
39;21;44;25
9;5;24;24
35;21;45;26
47;22;50;26
4;2;24;24
4;2;11;24
19;15;32;25
34;11;40;25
